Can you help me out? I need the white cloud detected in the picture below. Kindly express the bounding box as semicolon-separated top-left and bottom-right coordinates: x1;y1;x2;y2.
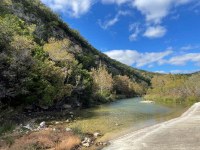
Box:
41;0;94;18
155;70;197;74
104;49;172;67
180;44;200;51
168;53;200;66
132;0;171;24
98;11;130;29
102;0;190;24
129;0;193;39
137;50;172;67
104;50;140;66
170;70;187;74
104;48;200;74
132;0;191;24
170;69;198;74
129;23;141;41
143;26;167;38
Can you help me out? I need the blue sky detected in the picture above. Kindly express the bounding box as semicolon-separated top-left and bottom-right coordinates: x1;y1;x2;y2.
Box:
41;0;200;74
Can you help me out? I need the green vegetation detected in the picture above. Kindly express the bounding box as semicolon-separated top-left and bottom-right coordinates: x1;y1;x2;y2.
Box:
0;122;15;136
145;73;200;105
0;0;199;110
0;0;152;109
114;75;146;97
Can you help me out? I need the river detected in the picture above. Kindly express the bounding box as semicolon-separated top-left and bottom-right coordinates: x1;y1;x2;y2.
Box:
68;97;187;141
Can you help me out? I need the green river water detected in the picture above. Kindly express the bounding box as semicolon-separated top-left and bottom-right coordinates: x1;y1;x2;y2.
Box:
68;97;187;141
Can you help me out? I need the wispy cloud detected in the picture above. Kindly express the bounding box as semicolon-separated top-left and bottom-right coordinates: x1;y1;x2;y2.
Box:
143;26;167;38
155;69;198;74
102;0;195;39
104;48;200;71
104;49;172;67
180;44;200;51
169;70;197;74
129;23;141;41
168;53;200;66
98;11;130;29
41;0;94;18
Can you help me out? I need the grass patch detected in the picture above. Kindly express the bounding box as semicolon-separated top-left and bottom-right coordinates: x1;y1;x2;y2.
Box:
71;127;85;139
0;122;15;136
2;136;15;147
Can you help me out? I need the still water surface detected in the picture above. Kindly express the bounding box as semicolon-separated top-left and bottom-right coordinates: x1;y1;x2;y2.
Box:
68;97;187;140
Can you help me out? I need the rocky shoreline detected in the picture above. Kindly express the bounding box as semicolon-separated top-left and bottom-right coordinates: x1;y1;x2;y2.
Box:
0;106;110;150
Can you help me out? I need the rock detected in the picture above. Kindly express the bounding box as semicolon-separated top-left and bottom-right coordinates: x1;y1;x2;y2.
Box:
23;124;33;130
63;104;72;109
39;121;46;128
115;123;119;126
96;142;109;146
93;132;101;138
66;128;72;132
82;143;90;147
65;119;70;123
40;106;49;110
69;111;74;115
82;137;91;146
55;122;59;124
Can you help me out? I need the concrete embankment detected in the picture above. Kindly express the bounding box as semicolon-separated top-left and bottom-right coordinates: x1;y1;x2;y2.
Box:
104;102;200;150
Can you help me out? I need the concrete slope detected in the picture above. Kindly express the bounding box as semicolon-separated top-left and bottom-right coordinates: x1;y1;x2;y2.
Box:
103;102;200;150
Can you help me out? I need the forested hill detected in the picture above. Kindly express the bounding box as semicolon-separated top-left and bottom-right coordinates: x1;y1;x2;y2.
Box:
0;0;153;80
0;0;155;108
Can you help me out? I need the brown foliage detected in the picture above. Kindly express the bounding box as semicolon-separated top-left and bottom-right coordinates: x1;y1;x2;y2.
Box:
55;136;80;150
9;129;80;150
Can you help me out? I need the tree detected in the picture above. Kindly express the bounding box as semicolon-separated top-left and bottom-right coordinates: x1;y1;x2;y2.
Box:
114;75;145;97
43;38;79;84
91;64;113;101
114;75;134;96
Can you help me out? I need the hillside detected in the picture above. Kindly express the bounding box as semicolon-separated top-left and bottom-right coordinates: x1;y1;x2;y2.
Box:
0;0;155;108
1;0;153;79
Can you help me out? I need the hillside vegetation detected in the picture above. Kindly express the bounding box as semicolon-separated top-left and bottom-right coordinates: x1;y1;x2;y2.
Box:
0;0;153;109
145;73;200;105
1;0;199;110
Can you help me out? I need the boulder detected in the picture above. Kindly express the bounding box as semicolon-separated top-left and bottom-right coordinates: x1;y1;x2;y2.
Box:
55;122;59;125
66;128;72;132
23;124;33;131
65;119;70;123
82;137;91;147
40;106;49;110
39;121;46;128
82;143;90;147
62;104;72;109
93;132;101;138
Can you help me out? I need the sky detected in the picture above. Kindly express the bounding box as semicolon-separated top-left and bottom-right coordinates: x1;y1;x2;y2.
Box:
41;0;200;74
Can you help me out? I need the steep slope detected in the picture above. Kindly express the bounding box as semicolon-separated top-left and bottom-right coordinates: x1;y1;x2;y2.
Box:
2;0;153;81
0;0;154;107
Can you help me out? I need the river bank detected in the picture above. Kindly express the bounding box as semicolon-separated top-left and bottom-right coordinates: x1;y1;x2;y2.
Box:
0;98;188;149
